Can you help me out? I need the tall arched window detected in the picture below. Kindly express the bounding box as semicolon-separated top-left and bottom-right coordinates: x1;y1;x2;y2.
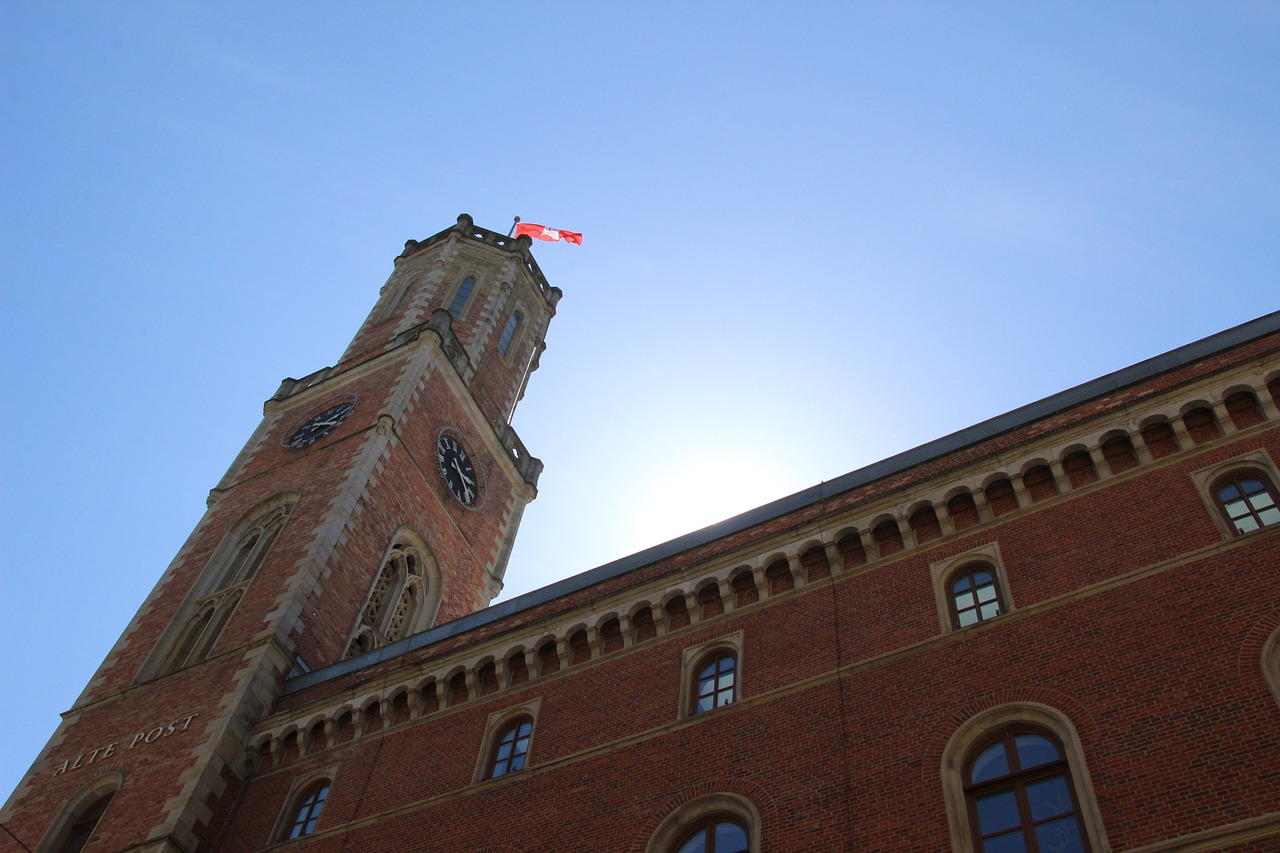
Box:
486;717;534;778
156;496;295;676
497;310;523;357
35;773;122;853
963;728;1090;852
693;653;736;715
941;704;1108;853
447;275;477;318
58;793;112;853
345;533;441;658
279;779;329;841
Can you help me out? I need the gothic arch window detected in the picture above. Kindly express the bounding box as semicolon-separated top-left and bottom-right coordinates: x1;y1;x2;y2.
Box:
285;781;328;839
151;495;296;678
35;773;121;853
646;793;760;853
273;774;333;842
474;700;540;783
497;309;523;358
447;274;477;318
1263;627;1280;709
345;531;442;658
941;704;1108;853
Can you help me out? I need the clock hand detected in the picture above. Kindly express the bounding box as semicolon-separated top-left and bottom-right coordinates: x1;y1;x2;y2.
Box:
451;459;475;485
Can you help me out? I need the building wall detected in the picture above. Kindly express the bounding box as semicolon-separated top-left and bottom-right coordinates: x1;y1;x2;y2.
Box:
220;333;1280;852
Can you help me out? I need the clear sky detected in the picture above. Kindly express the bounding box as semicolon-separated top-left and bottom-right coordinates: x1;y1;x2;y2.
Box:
2;3;1277;801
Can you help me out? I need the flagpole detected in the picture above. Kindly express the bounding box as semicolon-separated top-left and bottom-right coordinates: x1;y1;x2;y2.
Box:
507;216;521;238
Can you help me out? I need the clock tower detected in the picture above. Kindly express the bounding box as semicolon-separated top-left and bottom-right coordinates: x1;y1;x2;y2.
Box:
2;215;561;852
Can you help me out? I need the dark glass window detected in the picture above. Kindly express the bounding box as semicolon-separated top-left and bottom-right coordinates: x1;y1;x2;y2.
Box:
498;310;522;357
60;793;112;853
285;781;329;840
950;566;1004;628
694;654;736;714
1216;474;1280;534
489;718;533;778
448;275;476;318
674;817;749;853
965;729;1089;852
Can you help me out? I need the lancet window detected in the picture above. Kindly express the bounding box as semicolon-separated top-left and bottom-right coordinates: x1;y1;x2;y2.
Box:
156;496;295;676
346;535;440;658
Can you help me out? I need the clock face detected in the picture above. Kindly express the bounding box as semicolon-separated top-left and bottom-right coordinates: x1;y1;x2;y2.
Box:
287;402;355;449
436;434;478;505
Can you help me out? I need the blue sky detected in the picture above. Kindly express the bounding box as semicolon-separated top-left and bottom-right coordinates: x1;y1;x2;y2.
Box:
2;3;1277;800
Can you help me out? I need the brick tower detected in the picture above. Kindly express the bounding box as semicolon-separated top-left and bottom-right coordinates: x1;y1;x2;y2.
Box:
1;215;561;852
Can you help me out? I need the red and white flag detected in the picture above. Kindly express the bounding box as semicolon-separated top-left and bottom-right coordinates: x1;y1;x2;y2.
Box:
515;222;583;245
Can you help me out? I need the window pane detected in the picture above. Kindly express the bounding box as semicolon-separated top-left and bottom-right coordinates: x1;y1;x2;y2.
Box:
714;820;749;852
1218;482;1241;501
1258;506;1280;526
957;609;979;627
1014;733;1060;769
971;741;1009;783
955;591;976;610
953;575;973;593
973;569;993;585
977;585;998;603
975;789;1020;834
1025;774;1073;820
676;830;707;853
1033;816;1085;853
980;601;1001;620
982;828;1029;853
1235;516;1260;533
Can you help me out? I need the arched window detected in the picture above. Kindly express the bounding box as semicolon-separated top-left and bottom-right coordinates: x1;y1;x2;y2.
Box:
447;275;477;318
156;497;294;676
1215;472;1280;534
646;792;760;853
948;564;1005;629
282;780;329;840
488;717;533;778
497;310;523;357
693;653;736;715
58;793;112;853
345;533;441;658
672;816;750;853
963;728;1090;852
35;774;121;853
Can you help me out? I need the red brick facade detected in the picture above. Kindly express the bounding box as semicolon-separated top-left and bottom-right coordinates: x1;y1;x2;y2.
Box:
3;219;1277;852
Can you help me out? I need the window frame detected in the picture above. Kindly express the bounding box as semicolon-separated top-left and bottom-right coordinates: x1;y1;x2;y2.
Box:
497;309;523;359
940;703;1108;853
930;543;1013;634
473;699;541;784
962;727;1091;852
446;273;478;319
34;772;122;853
270;768;337;845
679;631;744;720
142;494;297;681
1191;451;1280;540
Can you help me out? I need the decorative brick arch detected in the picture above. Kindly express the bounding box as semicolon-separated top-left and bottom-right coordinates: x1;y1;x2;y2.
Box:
1237;605;1280;708
627;777;777;853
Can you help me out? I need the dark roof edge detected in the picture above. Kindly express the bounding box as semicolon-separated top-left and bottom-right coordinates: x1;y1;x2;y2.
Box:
281;311;1280;697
